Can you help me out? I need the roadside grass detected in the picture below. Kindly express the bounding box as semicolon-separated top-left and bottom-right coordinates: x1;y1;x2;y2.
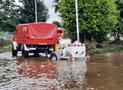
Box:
0;32;12;52
87;44;123;55
0;44;11;52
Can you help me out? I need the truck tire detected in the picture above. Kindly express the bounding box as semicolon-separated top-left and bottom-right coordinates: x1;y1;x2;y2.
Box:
22;45;29;57
45;50;48;58
22;50;29;57
50;53;58;60
34;51;39;57
12;43;17;57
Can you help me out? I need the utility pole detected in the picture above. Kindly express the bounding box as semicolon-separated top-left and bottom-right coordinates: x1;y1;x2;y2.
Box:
75;0;80;42
35;0;38;22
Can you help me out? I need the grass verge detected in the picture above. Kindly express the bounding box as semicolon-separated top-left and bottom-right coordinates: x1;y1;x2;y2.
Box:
0;44;11;53
87;44;123;55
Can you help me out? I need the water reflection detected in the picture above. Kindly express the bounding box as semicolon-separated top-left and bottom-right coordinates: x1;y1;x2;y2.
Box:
0;54;87;90
17;58;58;79
16;57;59;90
57;60;87;89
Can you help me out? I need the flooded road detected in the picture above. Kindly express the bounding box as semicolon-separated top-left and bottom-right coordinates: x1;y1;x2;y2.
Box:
86;52;123;90
0;52;87;90
0;52;123;90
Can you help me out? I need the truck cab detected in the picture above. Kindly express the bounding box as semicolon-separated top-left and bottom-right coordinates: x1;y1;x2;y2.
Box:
57;28;64;39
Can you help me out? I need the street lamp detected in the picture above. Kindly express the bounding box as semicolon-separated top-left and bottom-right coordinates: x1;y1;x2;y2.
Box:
35;0;38;22
75;0;80;42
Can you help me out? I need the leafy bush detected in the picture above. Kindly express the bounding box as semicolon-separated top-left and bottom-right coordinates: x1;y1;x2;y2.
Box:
0;32;12;47
85;41;97;50
88;44;123;55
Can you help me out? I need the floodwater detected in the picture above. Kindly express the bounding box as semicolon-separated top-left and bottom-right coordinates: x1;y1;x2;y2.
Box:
0;52;123;90
0;52;87;90
86;52;123;90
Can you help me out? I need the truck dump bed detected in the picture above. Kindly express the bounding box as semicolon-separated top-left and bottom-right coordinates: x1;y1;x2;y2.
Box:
14;23;58;45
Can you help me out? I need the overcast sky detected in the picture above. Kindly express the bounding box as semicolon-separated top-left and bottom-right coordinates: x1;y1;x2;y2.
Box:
15;0;61;23
43;0;61;23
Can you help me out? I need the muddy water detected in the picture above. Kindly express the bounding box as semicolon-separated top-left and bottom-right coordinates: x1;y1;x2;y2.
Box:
0;52;87;90
0;52;123;90
86;52;123;90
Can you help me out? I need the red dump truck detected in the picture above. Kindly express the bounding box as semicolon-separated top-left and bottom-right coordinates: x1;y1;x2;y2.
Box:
12;22;86;60
12;22;64;57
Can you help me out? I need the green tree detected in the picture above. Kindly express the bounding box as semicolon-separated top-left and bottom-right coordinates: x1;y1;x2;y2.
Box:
0;0;20;32
58;0;119;42
0;0;48;32
54;0;59;12
19;0;48;23
113;0;123;40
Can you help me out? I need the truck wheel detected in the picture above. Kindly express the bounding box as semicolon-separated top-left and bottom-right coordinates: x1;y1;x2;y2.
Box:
12;44;17;57
22;45;29;57
23;50;29;57
45;50;48;58
34;51;39;57
50;53;58;60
